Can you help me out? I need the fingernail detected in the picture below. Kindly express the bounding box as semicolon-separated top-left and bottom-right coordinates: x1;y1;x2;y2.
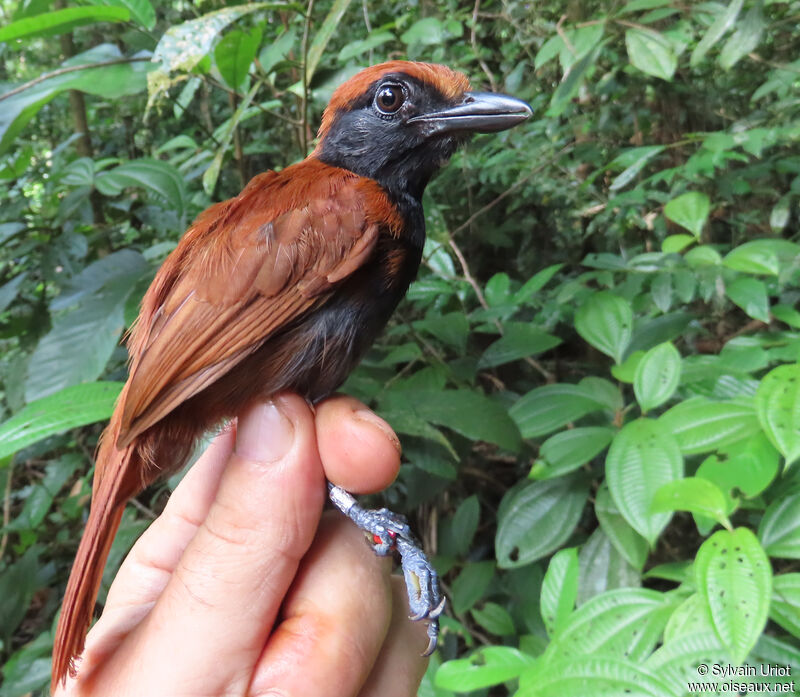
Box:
354;409;402;456
236;399;295;463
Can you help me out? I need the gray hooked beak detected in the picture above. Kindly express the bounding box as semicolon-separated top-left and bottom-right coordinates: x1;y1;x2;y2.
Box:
409;92;532;136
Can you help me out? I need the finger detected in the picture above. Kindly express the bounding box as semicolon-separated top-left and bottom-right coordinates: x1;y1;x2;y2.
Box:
249;512;393;697
358;577;430;697
125;394;327;696
80;427;237;666
315;395;401;494
103;426;236;616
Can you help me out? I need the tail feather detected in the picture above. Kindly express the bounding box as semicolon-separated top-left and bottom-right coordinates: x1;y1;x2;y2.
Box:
51;439;134;692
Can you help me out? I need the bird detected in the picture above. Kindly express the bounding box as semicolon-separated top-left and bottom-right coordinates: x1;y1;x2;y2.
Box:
51;60;531;690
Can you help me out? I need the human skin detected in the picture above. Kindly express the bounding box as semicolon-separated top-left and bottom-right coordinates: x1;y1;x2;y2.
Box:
54;393;429;697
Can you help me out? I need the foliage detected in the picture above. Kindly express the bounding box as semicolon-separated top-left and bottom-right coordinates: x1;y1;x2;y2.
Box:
1;0;799;695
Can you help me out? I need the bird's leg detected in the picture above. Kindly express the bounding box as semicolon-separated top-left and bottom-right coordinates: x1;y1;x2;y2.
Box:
327;483;445;655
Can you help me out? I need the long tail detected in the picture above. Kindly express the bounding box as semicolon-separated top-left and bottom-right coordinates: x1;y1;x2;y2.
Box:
51;416;138;692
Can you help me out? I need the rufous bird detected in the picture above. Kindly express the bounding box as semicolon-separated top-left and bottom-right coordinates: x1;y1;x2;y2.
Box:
52;60;531;689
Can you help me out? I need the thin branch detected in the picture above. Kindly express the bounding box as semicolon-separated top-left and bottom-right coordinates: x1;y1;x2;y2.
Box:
0;57;150;103
470;0;497;91
555;14;575;55
300;0;316;153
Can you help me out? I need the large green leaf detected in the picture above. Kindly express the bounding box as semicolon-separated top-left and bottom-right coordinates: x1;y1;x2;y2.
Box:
759;492;800;559
0;6;129;42
0;382;123;460
718;4;764;70
606;418;683;546
633;341;681;413
102;0;156;30
723;238;800;276
95;159;188;225
215;27;262;91
478;323;561;369
690;0;745;66
541;548;579;637
755;363;800;467
496;475;589;568
651;477;732;528
771;573;800;637
534;426;615;480
577;528;641;605
625;28;677;81
595;485;649;571
574;291;633;364
664;192;710;238
0;44;150;155
725;277;770;322
379;388;521;452
658;397;760;454
435;647;534;692
25;251;147;402
305;0;353;82
695;527;771;663
510;383;606;439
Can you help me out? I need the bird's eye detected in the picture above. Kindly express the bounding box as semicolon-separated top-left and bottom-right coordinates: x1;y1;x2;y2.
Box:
375;84;404;114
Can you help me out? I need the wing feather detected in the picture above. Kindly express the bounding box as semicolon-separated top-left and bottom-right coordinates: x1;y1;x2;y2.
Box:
116;162;386;446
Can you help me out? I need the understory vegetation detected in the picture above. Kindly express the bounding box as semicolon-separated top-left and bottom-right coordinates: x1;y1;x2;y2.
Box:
0;1;799;695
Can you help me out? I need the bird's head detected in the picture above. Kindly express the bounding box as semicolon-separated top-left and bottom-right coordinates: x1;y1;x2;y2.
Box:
314;61;531;199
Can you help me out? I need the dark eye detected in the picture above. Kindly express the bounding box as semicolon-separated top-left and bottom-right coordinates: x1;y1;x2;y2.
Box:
375;84;404;114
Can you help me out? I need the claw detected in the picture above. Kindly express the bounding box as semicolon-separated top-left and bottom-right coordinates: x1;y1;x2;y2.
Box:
429;596;446;619
327;483;446;656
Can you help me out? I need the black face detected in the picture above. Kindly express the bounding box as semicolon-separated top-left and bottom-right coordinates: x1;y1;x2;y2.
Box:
317;74;467;200
317;74;531;201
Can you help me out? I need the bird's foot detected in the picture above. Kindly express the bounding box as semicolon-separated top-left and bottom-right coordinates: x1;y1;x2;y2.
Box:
327;483;445;655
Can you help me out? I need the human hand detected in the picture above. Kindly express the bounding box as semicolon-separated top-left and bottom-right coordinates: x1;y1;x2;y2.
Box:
55;394;429;697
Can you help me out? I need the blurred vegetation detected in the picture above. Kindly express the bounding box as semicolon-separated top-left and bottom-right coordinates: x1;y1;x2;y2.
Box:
0;0;799;695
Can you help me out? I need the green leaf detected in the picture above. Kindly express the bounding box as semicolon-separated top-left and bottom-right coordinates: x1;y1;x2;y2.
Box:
645;631;728;694
0;547;40;643
549;43;601;117
496;475;589;568
103;0;155;30
510;383;606;439
544;588;673;663
215;27;262;91
534;427;615;480
574;291;633;364
337;31;394;62
625;28;677;80
0;44;150;155
380;388;521;451
478;324;561;369
0;272;27;313
400;17;444;45
606;419;683;546
695;527;771;663
770;573;800;637
577;528;641;604
435;647;534;692
95;159;187;225
770;195;791;233
450;495;480;557
658;397;760;454
759;492;800;559
651;477;731;527
26;252;148;402
595;485;649;570
541;547;579;636
0;6;130;42
0;382;123;460
718;4;764;70
471;601;515;636
725;277;770;322
306;0;353;82
772;304;800;329
514;263;564;303
661;234;695;254
520;655;672;697
634;341;681;413
451;561;494;614
664;192;710;238
609;146;665;191
755;364;800;467
697;433;779;502
258;27;296;73
723;239;800;276
690;0;745;66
